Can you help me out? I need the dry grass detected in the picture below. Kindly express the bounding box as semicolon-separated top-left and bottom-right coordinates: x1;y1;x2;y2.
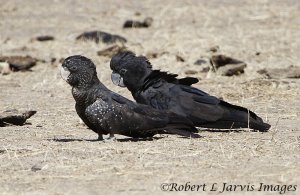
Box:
0;0;299;194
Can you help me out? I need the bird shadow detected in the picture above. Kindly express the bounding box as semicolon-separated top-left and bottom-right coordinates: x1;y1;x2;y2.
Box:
0;122;32;127
117;137;164;142
50;129;262;143
199;129;258;133
49;138;98;142
49;136;164;143
177;135;203;139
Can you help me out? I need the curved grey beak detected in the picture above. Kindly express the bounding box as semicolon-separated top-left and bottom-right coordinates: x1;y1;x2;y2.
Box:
111;72;125;87
60;66;70;81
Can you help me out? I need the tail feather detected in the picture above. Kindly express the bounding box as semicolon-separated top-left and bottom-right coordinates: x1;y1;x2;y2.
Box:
201;120;270;132
201;101;271;132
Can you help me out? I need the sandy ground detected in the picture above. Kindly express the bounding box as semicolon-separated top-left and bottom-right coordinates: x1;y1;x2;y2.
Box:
0;0;300;194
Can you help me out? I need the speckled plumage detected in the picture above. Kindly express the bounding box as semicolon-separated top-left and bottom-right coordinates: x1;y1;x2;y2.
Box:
110;51;271;132
61;55;197;140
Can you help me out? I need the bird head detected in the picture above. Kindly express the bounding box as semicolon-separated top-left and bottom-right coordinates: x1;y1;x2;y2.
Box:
60;55;97;87
110;51;152;92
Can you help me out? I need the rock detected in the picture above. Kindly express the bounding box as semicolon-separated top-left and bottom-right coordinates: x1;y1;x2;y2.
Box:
59;58;65;63
135;12;141;16
33;35;55;42
194;59;207;65
200;67;210;73
257;66;300;79
145;51;168;59
97;45;126;57
0;55;37;71
208;46;220;53
47;57;65;67
76;31;127;44
50;58;56;64
176;54;185;62
185;70;198;75
31;163;48;172
0;109;37;126
217;63;247;76
209;54;247;76
210;55;236;69
123;17;153;28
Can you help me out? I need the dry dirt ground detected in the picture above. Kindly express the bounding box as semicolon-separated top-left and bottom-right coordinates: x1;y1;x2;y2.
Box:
0;0;300;194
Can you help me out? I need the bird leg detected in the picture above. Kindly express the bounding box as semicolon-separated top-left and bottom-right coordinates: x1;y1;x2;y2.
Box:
103;133;116;142
97;134;104;141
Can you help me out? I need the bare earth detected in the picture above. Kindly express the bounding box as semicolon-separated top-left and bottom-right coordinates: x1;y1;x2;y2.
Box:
0;0;299;194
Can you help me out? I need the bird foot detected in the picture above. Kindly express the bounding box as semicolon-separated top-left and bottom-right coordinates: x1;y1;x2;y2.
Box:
103;136;117;143
97;134;104;141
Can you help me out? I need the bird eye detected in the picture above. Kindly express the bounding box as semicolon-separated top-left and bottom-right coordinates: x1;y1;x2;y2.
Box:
120;69;127;75
70;66;77;72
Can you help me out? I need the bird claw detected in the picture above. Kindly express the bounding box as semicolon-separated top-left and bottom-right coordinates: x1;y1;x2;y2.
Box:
103;136;117;143
98;134;116;142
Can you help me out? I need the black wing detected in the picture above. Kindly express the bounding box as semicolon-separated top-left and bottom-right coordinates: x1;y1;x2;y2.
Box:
84;94;195;138
139;83;270;131
138;83;225;122
110;92;194;131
